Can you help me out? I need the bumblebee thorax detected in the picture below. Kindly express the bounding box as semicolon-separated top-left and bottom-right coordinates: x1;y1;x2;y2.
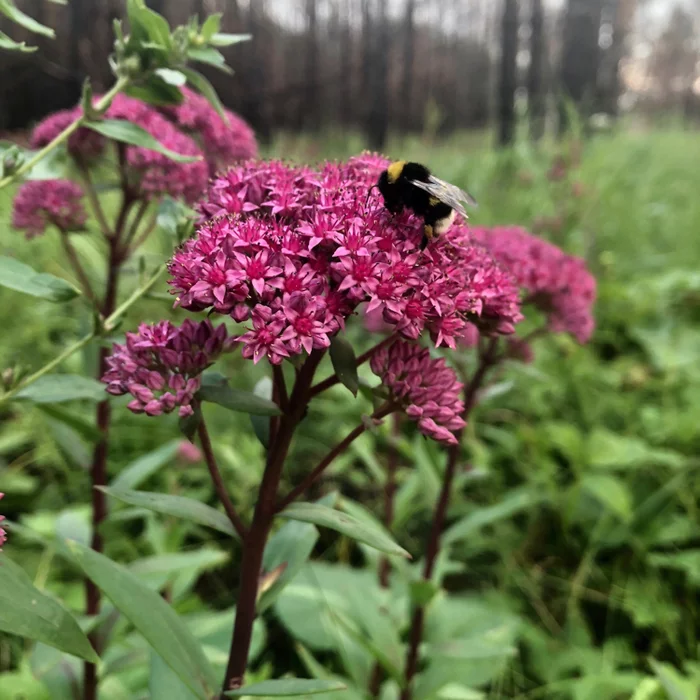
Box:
387;160;408;184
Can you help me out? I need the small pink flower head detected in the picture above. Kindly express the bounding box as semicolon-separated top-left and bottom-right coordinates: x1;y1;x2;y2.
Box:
371;340;466;445
0;493;6;550
122;109;208;204
177;440;203;463
471;226;596;343
12;179;87;239
31;109;106;161
102;319;234;417
161;87;258;174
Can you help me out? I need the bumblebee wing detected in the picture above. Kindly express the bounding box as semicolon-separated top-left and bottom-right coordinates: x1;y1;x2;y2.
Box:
409;176;478;218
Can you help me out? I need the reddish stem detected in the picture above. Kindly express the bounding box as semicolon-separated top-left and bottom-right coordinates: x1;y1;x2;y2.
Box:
58;230;98;306
309;334;396;397
222;352;323;692
276;402;396;513
197;413;248;540
399;339;500;700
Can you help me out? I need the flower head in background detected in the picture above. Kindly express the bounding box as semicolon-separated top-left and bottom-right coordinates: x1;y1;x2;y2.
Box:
31;109;106;161
170;156;522;365
0;493;6;550
102;319;234;417
370;340;466;445
472;226;596;343
161;87;258;174
177;440;203;463
12;179;87;238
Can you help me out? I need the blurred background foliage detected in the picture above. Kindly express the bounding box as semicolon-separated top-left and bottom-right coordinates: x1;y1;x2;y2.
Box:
1;0;700;697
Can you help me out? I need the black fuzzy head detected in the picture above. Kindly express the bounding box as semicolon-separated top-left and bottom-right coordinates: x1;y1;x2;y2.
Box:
376;168;403;213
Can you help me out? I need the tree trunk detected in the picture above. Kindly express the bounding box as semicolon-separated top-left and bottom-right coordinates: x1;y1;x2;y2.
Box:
339;0;353;125
528;0;545;139
559;0;604;133
304;0;320;130
498;0;519;146
366;0;389;150
401;0;416;131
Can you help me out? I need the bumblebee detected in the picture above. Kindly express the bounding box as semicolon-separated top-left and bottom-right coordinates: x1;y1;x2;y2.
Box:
376;161;477;249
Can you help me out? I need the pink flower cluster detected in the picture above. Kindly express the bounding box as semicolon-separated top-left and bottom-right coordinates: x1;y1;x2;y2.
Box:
103;319;234;417
0;493;6;550
161;87;257;175
30;94;208;204
12;179;87;238
472;226;596;343
169;156;523;365
370;340;466;445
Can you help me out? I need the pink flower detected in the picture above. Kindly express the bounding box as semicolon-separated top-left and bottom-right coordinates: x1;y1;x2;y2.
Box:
12;179;87;238
472;226;596;343
371;340;466;445
177;440;203;463
160;87;258;174
102;319;234;417
31;109;106;161
170;157;523;366
0;493;6;550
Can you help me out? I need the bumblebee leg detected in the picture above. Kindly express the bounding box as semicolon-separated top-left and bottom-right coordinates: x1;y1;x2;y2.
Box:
421;224;434;250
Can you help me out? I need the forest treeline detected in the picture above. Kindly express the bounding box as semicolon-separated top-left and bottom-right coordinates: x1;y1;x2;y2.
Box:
0;0;697;145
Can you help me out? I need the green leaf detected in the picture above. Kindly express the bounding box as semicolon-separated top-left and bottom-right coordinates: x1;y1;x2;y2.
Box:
209;32;251;47
0;257;79;302
329;336;358;396
181;68;228;123
649;659;696;700
257;492;338;612
428;637;517;661
250;377;273;449
199;373;280;417
98;487;239;538
154;68;187;86
279;502;410;558
0;30;36;52
126;77;184;106
225;679;347;697
580;474;633;522
409;580;440;607
110;439;181;490
0;557;98;662
127;0;170;47
66;540;217;699
443;489;538;545
150;652;199;700
0;0;54;37
16;375;105;404
200;13;221;41
35;404;102;442
84;120;201;163
187;47;232;74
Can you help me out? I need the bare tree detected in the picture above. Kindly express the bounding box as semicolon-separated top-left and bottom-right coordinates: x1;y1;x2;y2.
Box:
528;0;546;139
366;0;389;149
400;0;416;131
304;0;320;130
559;0;604;132
499;0;519;145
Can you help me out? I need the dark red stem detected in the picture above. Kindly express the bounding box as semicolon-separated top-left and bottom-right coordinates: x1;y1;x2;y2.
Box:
276;403;396;513
399;339;500;700
222;352;323;692
197;413;248;540
309;334;396;397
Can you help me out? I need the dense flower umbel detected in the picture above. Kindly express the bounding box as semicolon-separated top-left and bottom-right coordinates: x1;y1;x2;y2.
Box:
0;493;6;550
170;156;523;365
30;95;208;204
161;87;258;174
370;340;466;445
12;179;87;238
472;226;596;343
102;320;234;417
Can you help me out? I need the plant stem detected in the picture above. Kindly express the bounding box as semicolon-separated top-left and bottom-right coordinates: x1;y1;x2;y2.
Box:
0;77;129;190
58;230;98;306
103;264;167;332
77;163;112;237
197;412;247;540
222;352;323;692
84;233;122;700
309;334;396;397
369;413;401;697
276;402;395;512
399;338;500;700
